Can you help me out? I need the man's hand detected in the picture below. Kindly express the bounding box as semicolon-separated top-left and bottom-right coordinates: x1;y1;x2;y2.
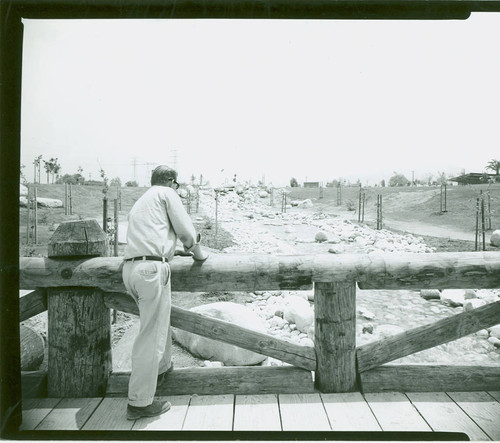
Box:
192;244;209;261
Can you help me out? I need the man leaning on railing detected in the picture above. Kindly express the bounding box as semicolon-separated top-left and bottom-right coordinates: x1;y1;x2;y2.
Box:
122;165;208;420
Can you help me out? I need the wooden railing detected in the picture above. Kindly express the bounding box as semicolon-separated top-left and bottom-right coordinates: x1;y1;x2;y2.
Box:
19;232;500;398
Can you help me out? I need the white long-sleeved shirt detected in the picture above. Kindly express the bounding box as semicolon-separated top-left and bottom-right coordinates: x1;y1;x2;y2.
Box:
123;185;197;261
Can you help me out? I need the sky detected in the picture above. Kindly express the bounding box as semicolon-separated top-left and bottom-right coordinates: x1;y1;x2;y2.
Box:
20;14;500;187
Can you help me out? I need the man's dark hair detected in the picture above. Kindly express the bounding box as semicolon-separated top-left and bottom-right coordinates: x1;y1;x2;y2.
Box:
151;165;178;186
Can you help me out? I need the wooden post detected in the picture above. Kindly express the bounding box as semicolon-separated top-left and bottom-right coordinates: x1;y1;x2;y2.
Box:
69;183;73;215
215;191;219;248
475;197;480;251
26;187;31;245
102;197;108;233
47;219;110;397
113;199;119;257
33;187;38;244
481;196;486;251
314;281;357;392
64;183;68;215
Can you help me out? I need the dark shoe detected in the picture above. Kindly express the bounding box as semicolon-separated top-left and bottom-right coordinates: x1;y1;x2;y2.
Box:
157;363;174;387
126;400;171;420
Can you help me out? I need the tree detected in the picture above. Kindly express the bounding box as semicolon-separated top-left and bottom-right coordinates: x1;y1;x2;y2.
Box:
290;177;299;187
125;180;138;187
43;158;61;184
110;177;122;187
389;172;410;187
20;164;27;184
486;159;500;181
436;171;448;185
33;155;43;184
56;173;85;185
380;179;386;187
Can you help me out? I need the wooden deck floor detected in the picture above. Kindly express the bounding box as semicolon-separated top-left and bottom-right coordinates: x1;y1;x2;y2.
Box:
20;391;500;439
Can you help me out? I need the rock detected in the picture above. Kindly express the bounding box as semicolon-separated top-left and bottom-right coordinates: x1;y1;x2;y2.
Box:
300;337;314;347
177;188;188;198
298;199;313;208
464;289;477;299
258;190;269;198
315;232;328;243
440;289;465;307
20;184;28;196
420;289;441;300
358;308;375;320
463;299;487;312
36;197;63;208
490;230;500;247
283;296;314;333
172;302;267;366
476;329;490;338
274;310;284;318
290;200;300;207
203;360;224;368
269;316;286;329
490;325;500;339
355;236;368;247
362;323;374;334
328;245;345;254
487;336;500;348
19;196;28;207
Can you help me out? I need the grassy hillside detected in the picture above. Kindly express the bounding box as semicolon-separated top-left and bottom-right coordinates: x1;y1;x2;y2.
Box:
288;183;500;233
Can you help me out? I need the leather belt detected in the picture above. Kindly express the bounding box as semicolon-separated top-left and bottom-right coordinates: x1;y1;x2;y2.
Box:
124;256;168;263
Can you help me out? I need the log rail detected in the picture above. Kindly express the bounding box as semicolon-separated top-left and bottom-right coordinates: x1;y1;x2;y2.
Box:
19;251;500;397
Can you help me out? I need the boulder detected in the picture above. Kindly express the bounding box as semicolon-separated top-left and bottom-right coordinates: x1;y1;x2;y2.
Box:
258;190;268;198
36;197;63;208
298;199;313;208
20;184;28;196
490;324;500;339
464;289;477;299
358;308;376;320
420;289;441;300
490;230;500;247
315;232;328;243
283;296;314;333
463;299;487;312
488;336;500;348
440;289;465;307
172;302;267;366
177;188;188;198
328;245;345;254
19;196;28;207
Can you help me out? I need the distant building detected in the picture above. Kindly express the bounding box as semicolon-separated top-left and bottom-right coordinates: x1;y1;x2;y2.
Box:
303;181;320;188
449;173;497;185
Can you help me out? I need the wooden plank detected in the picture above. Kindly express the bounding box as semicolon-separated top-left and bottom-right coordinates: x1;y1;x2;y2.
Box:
233;394;281;431
320;392;381;431
19;289;47;322
314;281;357;392
132;395;190;430
21;370;47;398
279;393;331;431
182;394;234;430
19;252;500;293
107;366;315;396
35;398;102;430
448;391;500;440
357;300;500;372
364;392;432;432
104;293;316;370
360;365;500;393
487;391;500;402
81;397;133;430
407;392;490;440
20;398;60;430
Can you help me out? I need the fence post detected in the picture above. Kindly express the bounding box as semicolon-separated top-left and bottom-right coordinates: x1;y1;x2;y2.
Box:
47;219;111;397
26;187;31;245
69;183;73;215
103;197;108;233
314;281;357;392
34;187;38;244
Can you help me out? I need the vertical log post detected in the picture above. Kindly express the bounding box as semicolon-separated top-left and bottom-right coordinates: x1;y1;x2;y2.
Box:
33;187;38;244
314;281;357;392
47;219;111;397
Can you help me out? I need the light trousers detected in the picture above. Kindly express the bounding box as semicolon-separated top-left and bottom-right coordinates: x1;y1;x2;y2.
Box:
122;260;172;407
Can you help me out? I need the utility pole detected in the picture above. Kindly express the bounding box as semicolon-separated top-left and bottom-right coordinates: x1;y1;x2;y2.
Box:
131;157;138;182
